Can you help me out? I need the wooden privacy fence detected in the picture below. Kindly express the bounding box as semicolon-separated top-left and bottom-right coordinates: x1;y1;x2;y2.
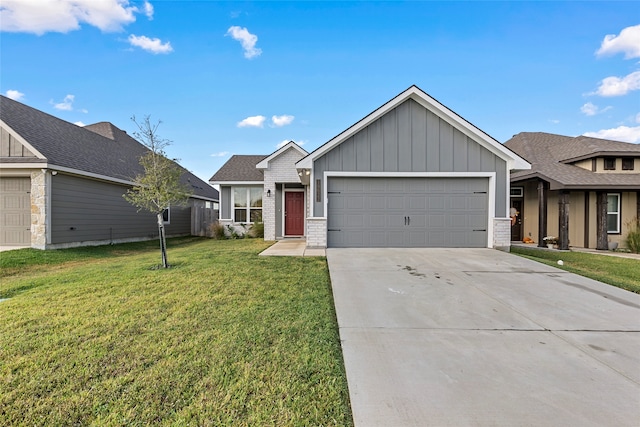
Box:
191;206;218;236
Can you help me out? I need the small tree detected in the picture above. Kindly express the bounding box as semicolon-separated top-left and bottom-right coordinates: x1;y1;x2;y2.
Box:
124;116;190;268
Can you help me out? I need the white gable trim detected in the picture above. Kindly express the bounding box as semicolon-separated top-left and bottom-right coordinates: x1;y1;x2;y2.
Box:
296;85;530;171
256;141;308;170
0;119;47;159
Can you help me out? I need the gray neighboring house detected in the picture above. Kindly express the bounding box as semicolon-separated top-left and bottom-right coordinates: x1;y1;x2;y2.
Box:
0;95;219;249
211;85;530;249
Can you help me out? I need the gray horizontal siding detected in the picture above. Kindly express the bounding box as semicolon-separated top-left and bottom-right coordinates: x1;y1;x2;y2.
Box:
313;98;507;216
51;174;191;244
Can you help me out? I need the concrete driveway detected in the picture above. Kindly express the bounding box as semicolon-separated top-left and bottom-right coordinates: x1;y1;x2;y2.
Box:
327;248;640;427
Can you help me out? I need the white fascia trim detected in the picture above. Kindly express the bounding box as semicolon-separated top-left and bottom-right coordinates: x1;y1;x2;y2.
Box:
0;119;47;159
210;181;264;186
295;86;531;171
1;163;49;170
323;171;497;248
256;142;308;170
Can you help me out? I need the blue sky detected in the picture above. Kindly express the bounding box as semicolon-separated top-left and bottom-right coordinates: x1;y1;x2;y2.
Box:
1;1;639;182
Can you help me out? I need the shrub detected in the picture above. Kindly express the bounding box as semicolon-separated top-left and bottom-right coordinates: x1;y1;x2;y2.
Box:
208;222;226;240
249;222;264;238
625;218;640;253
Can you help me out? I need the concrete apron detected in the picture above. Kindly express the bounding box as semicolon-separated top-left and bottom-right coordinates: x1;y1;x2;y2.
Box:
327;248;640;427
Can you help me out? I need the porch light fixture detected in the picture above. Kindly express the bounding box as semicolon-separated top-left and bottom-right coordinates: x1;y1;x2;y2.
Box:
305;170;310;176
266;189;271;197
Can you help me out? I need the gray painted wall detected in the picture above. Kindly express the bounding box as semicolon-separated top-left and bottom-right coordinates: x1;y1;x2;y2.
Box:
313;99;507;217
221;186;231;219
51;173;191;244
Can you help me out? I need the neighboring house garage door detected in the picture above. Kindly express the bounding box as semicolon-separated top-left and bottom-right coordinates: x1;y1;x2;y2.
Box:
327;177;488;248
0;177;31;246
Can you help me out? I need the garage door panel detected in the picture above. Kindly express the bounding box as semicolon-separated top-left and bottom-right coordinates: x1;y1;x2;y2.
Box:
327;177;488;248
0;177;31;246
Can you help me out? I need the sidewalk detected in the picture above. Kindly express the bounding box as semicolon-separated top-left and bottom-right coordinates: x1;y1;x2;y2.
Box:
258;239;325;257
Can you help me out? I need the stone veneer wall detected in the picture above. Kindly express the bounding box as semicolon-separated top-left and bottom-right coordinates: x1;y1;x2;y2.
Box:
306;218;327;248
493;217;511;252
30;170;48;249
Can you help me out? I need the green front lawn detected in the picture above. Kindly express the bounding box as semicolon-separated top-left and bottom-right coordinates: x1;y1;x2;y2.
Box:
0;238;353;426
511;246;640;294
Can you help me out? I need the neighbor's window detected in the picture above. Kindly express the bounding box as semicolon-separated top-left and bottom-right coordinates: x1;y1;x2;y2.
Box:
233;187;262;223
607;193;620;234
162;206;170;224
622;157;634;171
603;157;616;170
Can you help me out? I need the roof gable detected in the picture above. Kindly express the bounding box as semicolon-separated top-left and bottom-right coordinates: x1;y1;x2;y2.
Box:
297;85;530;171
256;141;308;169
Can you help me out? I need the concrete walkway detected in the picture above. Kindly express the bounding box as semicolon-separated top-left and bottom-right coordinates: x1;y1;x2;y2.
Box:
512;242;640;260
258;239;325;257
327;248;640;427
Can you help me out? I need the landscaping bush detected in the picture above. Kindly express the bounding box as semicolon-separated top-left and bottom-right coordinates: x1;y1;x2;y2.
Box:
249;222;264;238
625;218;640;253
208;222;226;239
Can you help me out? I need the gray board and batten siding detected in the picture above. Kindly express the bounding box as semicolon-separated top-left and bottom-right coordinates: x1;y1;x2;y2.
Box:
51;173;191;244
312;98;508;218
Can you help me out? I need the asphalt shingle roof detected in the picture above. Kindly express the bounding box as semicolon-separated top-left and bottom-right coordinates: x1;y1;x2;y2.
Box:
209;155;267;182
0;95;218;200
504;132;640;190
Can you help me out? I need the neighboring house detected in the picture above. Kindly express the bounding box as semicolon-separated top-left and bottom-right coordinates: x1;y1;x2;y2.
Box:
0;95;219;249
210;85;530;249
504;132;640;250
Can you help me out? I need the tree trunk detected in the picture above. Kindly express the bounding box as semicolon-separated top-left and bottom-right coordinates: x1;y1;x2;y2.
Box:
157;213;168;268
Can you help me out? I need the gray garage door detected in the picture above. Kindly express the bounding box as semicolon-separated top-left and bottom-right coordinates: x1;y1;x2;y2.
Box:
327;177;488;248
0;177;31;246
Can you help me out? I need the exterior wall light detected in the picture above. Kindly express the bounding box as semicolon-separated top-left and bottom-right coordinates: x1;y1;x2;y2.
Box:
266;189;271;197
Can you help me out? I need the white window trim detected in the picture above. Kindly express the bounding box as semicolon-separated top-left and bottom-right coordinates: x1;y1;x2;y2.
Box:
607;193;621;234
231;186;263;223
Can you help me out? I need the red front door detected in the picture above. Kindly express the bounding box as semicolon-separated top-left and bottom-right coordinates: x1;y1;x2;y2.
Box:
285;192;304;236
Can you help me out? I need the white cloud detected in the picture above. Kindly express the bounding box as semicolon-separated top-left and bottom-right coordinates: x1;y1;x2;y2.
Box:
276;139;305;149
271;115;294;127
548;119;560;124
5;89;24;100
0;0;141;35
226;26;262;59
237;115;266;128
595;71;640;97
580;102;612;116
580;102;598;116
143;1;154;20
583;126;640;143
210;151;229;157
128;34;173;54
74;121;86;127
53;94;75;111
636;112;640;124
596;24;640;59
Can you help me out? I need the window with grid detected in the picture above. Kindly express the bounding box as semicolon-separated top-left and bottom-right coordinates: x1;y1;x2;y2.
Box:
607;193;620;234
233;187;262;223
